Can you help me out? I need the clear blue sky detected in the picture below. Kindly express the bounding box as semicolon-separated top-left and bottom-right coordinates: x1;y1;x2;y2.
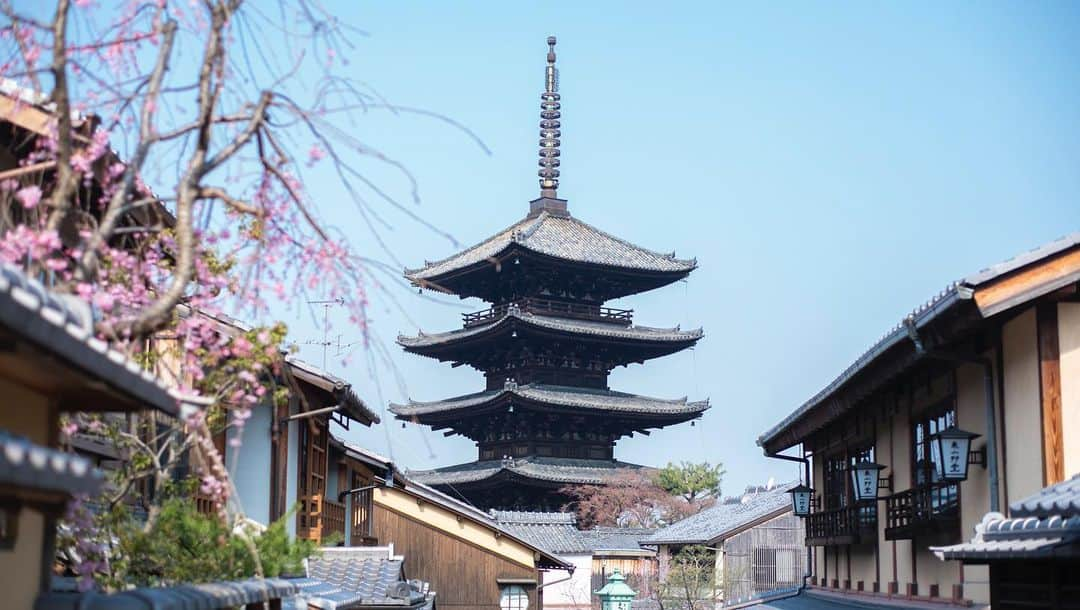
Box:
275;1;1080;498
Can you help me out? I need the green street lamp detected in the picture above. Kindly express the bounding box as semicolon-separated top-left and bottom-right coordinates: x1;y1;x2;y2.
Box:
595;569;636;610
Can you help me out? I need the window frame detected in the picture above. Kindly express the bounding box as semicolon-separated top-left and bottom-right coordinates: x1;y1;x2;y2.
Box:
499;584;529;610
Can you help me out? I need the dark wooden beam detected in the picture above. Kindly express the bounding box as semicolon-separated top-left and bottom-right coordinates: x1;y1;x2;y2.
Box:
1037;303;1064;485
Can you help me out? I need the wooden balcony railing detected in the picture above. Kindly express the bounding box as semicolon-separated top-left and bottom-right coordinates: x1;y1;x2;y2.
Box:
349;486;378;547
323;498;346;542
805;505;877;546
885;482;959;540
462;297;633;328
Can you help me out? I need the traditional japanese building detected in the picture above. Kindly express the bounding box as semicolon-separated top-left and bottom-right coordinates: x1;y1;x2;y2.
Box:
392;37;707;510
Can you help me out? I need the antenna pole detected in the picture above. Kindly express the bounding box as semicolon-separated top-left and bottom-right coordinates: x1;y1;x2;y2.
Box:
306;298;344;369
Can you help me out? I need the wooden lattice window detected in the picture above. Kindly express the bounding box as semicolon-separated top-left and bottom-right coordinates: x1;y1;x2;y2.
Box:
297;417;328;541
913;403;955;486
823;453;847;510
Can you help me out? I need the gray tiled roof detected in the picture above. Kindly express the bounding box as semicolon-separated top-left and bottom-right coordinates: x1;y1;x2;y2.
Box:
286;356;380;425
644;482;797;545
488;512;657;555
406;211;696;282
0;430;103;499
399;310;702;348
390;383;708;418
36;578;299;610
584;527;657;553
491;511;591;554
408;457;644;486
933;473;1080;561
0;262;180;416
759;232;1080;452
1010;472;1080;518
491;510;577;524
289;549;431;609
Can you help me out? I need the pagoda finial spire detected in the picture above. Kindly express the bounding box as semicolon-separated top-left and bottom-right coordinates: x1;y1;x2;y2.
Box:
538;36;561;199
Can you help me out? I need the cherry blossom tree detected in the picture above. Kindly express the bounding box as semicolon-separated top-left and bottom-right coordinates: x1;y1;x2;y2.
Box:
0;0;468;589
561;470;711;529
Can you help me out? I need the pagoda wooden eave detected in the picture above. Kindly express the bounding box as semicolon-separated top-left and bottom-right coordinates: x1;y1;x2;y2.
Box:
398;310;702;366
390;383;708;425
406;210;697;301
408;456;646;488
412;243;695;301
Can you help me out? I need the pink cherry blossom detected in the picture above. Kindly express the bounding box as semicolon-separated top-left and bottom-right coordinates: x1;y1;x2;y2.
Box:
15;185;42;208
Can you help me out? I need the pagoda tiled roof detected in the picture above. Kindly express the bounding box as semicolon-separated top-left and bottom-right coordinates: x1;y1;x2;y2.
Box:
398;309;702;349
405;210;696;284
390;383;708;419
407;456;645;487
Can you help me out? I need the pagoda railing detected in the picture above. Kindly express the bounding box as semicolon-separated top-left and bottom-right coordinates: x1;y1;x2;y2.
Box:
805;504;877;546
463;297;632;328
884;481;959;540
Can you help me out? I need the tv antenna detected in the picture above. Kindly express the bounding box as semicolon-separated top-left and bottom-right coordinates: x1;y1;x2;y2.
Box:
304;297;345;369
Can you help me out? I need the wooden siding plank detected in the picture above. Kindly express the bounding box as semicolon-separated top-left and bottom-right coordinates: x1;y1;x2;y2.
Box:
373;504;537;610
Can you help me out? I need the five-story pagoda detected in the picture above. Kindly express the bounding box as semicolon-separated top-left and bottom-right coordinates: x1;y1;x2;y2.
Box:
393;37;707;510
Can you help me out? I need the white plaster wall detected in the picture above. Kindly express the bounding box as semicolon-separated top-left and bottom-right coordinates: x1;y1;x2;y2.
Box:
955;361;992;605
542;553;592;610
847;545;875;590
227;402;273;527
891;405;914;589
1002;308;1043;505
1059;302;1080;479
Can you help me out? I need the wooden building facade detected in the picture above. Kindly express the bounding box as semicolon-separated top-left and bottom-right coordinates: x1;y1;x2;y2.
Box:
328;439;575;610
759;234;1080;606
647;483;805;607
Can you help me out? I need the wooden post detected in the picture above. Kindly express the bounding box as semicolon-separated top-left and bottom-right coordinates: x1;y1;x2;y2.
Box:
1037;304;1064;485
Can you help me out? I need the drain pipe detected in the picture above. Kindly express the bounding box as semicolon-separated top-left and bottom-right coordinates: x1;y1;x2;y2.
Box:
536;565;576;590
767;451;813;594
903;316;1000;512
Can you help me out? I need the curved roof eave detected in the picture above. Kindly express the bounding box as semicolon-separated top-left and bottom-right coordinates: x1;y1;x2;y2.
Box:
389;384;709;419
404;211;697;283
398;310;703;349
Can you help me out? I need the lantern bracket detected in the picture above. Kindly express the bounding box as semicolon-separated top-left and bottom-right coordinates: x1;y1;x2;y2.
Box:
877;474;893;492
968;447;987;467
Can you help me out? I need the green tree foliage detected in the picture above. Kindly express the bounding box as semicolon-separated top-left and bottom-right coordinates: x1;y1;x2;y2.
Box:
652;545;718;610
59;486;319;591
655;461;724;503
